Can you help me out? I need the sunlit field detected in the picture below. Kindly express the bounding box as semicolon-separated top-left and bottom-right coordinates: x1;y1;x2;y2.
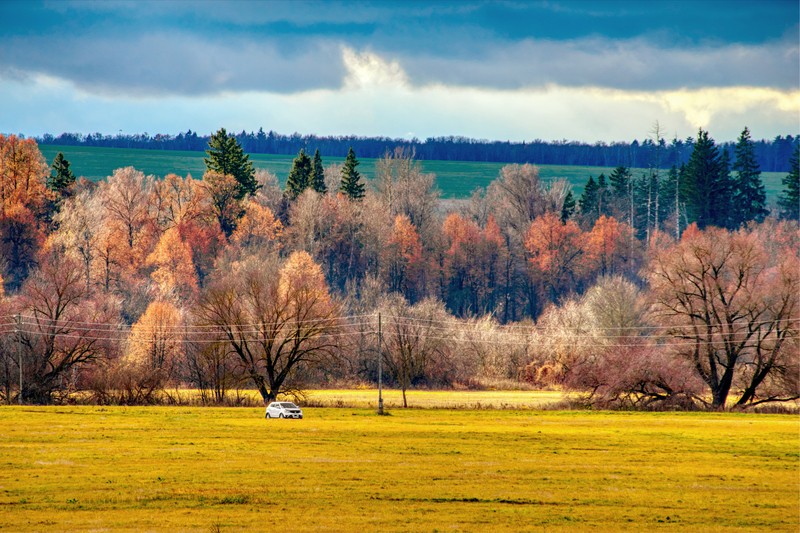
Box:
1;405;797;532
39;145;786;201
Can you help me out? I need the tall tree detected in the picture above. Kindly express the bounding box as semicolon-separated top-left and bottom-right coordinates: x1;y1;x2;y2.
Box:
578;175;598;222
15;251;121;403
196;251;340;403
311;149;327;194
285;149;313;199
560;190;575;223
48;152;75;194
204;128;258;199
647;224;799;409
339;147;365;200
777;143;799;221
681;129;731;229
608;165;631;199
731;127;767;225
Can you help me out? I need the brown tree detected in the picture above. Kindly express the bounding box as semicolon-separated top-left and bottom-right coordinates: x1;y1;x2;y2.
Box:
196;251;340;402
378;295;453;407
15;250;122;403
647;223;799;408
383;214;423;301
123;301;185;397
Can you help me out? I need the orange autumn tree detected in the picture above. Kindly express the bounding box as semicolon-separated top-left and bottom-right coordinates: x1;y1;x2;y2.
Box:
196;251;340;403
584;215;638;278
126;301;185;386
0;135;51;288
524;212;587;307
230;200;283;252
383;214;423;301
442;213;509;317
146;227;198;304
0;134;50;216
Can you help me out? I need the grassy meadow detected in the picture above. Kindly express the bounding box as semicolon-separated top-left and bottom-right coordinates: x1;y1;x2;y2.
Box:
39;145;788;201
1;401;797;532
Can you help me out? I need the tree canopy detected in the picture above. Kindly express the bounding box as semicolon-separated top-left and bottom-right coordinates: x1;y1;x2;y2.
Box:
204;128;258;199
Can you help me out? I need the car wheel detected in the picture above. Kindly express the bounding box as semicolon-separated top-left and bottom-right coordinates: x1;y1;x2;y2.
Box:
279;413;284;419
266;412;271;418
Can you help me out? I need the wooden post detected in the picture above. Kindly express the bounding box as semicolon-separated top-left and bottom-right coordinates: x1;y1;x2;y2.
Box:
377;313;384;415
16;314;22;405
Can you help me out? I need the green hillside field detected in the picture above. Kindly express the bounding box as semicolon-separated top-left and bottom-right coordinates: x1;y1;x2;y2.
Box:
40;145;787;202
1;403;797;532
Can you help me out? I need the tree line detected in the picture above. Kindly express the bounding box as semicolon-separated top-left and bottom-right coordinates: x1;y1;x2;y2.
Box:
34;128;799;172
0;129;797;409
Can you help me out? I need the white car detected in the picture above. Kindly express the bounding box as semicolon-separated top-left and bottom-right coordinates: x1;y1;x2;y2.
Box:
265;402;303;419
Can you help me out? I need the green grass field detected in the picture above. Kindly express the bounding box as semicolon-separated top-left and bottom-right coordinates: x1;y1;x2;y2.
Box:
1;399;797;531
39;145;788;201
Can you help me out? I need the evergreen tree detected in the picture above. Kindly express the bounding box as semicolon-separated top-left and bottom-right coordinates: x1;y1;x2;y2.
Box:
311;148;326;194
339;147;365;200
204;128;258;199
579;175;598;222
731;127;768;225
717;149;735;228
608;165;631;198
596;173;610;216
48;152;75;192
286;148;313;199
778;143;800;221
560;190;575;223
681;129;731;229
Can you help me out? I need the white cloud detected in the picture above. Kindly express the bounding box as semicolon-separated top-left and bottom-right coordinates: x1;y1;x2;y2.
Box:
341;47;409;90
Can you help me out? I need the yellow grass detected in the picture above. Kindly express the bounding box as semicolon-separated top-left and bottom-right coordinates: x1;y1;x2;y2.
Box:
1;405;797;532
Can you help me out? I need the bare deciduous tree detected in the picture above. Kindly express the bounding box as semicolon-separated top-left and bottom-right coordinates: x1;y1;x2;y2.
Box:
196;251;340;403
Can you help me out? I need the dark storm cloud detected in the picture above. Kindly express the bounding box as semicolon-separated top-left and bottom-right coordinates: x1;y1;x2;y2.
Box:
0;0;797;96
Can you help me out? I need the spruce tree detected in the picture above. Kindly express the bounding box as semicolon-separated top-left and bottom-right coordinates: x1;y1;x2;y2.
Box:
560;190;576;223
681;129;730;229
48;152;75;192
579;175;598;222
608;165;631;198
731;127;767;225
204;128;258;199
311;149;326;194
286;149;313;199
339;147;365;200
778;143;800;221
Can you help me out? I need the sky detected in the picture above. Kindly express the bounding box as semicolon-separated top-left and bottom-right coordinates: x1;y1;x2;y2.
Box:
1;0;798;143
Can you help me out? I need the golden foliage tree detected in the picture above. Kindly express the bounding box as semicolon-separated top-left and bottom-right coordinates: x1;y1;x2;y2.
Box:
146;227;198;303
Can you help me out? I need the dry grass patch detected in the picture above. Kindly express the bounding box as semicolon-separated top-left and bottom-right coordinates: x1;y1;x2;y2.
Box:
0;406;797;531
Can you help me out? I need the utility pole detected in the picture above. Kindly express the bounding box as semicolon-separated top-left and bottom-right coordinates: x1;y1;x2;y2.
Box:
15;314;22;405
377;313;384;415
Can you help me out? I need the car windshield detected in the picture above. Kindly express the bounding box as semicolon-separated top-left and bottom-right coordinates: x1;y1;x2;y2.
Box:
281;403;298;409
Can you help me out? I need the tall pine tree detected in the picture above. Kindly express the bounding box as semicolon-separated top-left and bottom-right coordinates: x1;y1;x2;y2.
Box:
286;148;313;199
778;143;800;221
204;128;258;199
48;152;75;192
339;147;365;200
608;165;631;198
311;149;326;194
681;129;731;229
731;127;767;226
560;190;575;223
579;175;599;224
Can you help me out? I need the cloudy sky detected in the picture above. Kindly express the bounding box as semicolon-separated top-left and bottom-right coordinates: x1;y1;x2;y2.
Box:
1;0;797;143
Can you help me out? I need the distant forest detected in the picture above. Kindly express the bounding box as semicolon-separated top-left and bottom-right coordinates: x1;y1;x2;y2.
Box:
36;129;799;172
